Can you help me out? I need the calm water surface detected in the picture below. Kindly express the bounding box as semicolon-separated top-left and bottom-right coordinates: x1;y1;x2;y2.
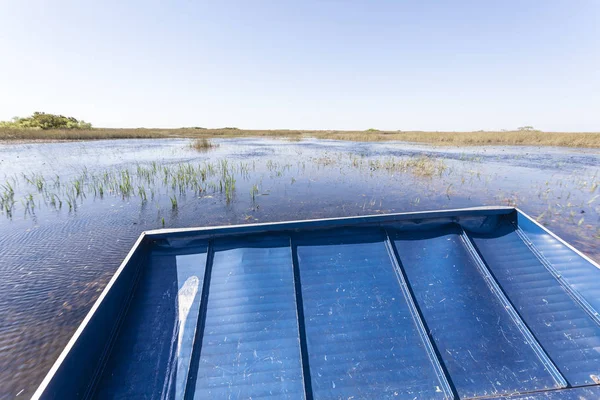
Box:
0;138;599;398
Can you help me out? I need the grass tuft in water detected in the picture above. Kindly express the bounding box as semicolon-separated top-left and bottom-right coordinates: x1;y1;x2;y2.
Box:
250;184;259;202
190;138;218;151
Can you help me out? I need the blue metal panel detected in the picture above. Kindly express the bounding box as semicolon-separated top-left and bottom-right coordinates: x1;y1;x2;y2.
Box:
392;226;564;398
295;229;451;400
469;221;600;387
192;236;305;399
486;385;600;399
517;213;600;315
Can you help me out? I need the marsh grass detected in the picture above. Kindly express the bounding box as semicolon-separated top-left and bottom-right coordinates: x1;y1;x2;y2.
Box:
349;155;448;178
1;153;449;218
190;138;218;151
2;127;600;148
250;184;259;202
1;158;256;218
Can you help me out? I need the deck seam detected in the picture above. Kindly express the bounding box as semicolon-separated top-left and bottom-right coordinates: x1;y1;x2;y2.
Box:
384;229;457;400
459;228;568;389
183;240;215;400
290;236;314;400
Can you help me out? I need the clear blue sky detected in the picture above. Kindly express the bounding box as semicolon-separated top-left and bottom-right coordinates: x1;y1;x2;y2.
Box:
0;1;598;131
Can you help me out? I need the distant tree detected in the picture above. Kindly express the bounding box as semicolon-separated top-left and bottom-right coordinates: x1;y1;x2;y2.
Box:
517;126;537;132
0;112;92;129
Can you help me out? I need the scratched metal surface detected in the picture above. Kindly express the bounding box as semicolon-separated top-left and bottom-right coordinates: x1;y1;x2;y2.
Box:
469;221;600;387
392;227;565;398
194;236;305;399
35;209;600;399
295;229;450;399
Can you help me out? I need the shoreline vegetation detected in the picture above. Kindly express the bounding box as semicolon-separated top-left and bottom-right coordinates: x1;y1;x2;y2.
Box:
0;114;599;147
1;127;600;148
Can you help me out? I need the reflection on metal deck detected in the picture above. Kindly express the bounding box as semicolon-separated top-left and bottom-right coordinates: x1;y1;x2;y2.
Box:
33;207;600;399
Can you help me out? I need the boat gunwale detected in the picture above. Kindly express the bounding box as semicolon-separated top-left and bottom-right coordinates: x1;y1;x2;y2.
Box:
144;206;514;239
31;233;148;400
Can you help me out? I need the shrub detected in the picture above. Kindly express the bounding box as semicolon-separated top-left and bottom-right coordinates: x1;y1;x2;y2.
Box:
0;112;92;130
517;126;537;132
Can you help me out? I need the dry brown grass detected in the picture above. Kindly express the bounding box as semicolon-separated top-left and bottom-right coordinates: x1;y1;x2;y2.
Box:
1;127;599;148
189;138;218;151
0;127;166;141
365;156;448;177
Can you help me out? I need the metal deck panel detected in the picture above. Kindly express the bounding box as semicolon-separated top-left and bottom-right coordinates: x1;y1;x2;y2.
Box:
392;226;564;398
191;236;305;399
295;229;451;399
469;221;600;387
517;214;600;315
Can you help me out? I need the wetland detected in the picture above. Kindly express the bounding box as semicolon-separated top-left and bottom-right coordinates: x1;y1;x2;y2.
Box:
0;137;599;398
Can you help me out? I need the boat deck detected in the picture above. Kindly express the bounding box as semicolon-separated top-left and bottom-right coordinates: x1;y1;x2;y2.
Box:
34;208;600;399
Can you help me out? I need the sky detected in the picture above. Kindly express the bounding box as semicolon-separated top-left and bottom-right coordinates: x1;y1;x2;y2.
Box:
0;1;598;131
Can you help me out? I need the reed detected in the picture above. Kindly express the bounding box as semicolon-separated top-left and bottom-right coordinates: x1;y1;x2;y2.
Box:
2;127;600;148
189;138;218;151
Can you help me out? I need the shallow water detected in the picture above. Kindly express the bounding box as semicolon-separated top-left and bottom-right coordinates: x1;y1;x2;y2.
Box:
0;138;599;398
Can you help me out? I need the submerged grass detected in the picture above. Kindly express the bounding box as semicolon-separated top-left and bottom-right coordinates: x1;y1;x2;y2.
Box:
2;127;600;148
